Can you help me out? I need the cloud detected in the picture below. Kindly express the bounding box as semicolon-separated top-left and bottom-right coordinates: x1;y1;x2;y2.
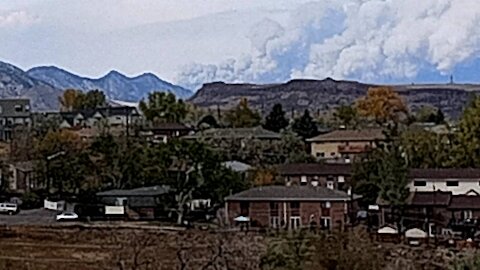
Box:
0;10;38;28
177;0;480;90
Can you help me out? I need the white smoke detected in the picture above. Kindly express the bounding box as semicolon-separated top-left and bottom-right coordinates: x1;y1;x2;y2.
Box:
177;0;480;90
0;10;38;28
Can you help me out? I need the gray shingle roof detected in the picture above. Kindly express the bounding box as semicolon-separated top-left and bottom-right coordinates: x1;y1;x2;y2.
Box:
96;185;171;197
183;127;281;140
277;163;351;176
225;186;359;201
409;168;480;179
307;129;385;142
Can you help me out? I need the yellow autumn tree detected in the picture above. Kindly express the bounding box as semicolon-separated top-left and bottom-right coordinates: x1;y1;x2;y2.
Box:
355;86;408;124
59;89;82;112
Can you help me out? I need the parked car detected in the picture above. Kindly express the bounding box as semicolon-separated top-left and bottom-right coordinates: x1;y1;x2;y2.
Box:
56;212;78;221
0;203;19;215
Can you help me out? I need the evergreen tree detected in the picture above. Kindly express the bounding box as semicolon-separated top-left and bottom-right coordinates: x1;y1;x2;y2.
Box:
139;92;187;123
292;109;318;139
435;108;445;124
224;98;261;128
264;104;288;133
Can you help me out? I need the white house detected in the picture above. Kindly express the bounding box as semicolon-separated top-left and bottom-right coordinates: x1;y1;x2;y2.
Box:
408;168;480;195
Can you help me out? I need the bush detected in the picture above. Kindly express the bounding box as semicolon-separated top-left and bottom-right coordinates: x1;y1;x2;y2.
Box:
20;192;42;209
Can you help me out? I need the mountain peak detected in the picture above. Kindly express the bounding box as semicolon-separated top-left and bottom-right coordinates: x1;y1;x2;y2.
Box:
104;70;128;79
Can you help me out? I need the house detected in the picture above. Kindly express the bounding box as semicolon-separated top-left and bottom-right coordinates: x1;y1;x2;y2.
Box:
96;185;172;220
277;163;351;191
183;127;281;142
408;168;480;195
225;185;360;230
0;99;32;141
306;129;385;161
58;106;140;129
5;161;42;192
139;123;193;143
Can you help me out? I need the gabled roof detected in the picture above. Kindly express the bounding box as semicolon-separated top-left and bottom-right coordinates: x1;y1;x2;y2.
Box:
448;195;480;210
225;186;359;202
277;163;351;176
409;191;452;206
306;129;385;142
183;127;281;140
409;168;480;179
96;185;171;197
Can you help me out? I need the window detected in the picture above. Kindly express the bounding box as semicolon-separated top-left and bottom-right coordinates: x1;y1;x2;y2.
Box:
463;210;473;220
270;216;280;228
300;176;307;185
270;202;279;217
321;202;331;216
290;202;300;216
311;180;319;187
413;181;427;187
290;216;301;230
446;181;459;187
327;181;334;190
338;176;345;183
330;152;336;156
316;152;325;158
240;202;249;216
320;217;331;230
14;105;22;112
327;175;334;181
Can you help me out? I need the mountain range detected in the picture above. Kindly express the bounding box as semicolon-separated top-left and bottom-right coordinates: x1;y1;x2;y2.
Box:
0;61;192;111
189;79;480;119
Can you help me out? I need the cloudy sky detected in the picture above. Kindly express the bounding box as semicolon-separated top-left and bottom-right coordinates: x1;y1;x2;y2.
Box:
2;0;480;90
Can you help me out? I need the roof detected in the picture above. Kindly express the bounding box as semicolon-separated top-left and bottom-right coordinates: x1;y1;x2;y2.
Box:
306;129;385;142
144;123;192;131
222;161;252;172
277;163;351;176
225;185;359;202
96;185;171;197
183;127;281;140
448;195;480;210
409;168;480;179
409;191;452;206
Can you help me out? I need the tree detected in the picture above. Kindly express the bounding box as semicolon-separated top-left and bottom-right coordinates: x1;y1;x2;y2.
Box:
59;89;82;112
292;110;318;139
224;98;261;128
356;86;408;124
400;128;453;168
139;92;187;123
264;104;289;133
333;104;358;128
82;89;106;109
453;97;480;167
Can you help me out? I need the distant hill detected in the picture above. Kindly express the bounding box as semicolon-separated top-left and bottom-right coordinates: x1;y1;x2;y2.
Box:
28;66;192;101
0;61;61;111
189;78;479;119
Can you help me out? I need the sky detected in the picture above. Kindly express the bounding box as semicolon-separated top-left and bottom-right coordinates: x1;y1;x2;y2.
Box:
2;0;480;90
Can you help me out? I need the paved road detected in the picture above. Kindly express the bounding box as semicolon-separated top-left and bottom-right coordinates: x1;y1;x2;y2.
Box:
0;208;57;225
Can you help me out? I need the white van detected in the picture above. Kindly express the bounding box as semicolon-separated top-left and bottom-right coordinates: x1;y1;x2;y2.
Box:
0;203;19;215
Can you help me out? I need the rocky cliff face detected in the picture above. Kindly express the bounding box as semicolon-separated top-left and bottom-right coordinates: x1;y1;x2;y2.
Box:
189;78;480;119
0;61;61;111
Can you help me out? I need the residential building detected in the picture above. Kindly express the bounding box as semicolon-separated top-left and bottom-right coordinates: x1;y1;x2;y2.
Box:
139;123;193;143
408;168;480;195
96;185;172;220
5;161;42;192
277;163;352;191
225;185;360;230
0;99;32;141
183;127;281;142
58;106;140;129
306;129;385;161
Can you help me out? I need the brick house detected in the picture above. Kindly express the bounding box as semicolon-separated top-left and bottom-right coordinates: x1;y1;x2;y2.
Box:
225;186;360;230
306;129;385;161
277;163;352;191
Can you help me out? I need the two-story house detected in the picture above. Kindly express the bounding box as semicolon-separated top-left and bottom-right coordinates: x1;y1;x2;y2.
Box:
58;106;140;129
306;129;385;161
0;99;32;141
225;185;360;230
408;168;480;195
277;163;352;191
